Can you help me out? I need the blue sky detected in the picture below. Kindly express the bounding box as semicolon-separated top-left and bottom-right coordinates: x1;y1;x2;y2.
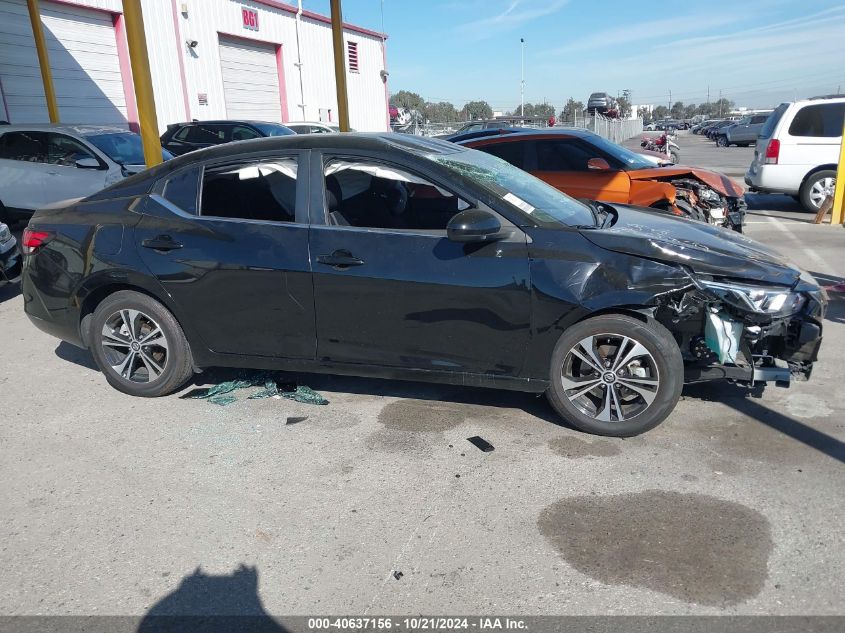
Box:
302;0;845;112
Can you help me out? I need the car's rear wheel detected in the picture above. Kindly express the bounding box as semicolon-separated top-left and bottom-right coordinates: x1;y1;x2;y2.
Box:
799;170;836;213
90;290;194;397
546;314;684;437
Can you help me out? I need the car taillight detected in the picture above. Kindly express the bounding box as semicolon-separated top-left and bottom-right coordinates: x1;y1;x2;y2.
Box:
22;229;54;255
764;139;780;164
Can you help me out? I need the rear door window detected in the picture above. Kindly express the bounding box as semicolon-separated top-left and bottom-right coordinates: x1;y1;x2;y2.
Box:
535;139;614;171
162;166;201;214
200;157;298;222
760;103;788;139
231;126;261;141
788;103;845;138
181;124;230;144
0;131;48;163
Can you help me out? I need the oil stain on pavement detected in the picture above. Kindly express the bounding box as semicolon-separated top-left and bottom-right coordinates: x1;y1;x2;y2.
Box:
538;490;772;606
548;435;621;459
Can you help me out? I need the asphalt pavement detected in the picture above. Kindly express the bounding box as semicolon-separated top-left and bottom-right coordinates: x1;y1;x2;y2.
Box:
1;133;843;620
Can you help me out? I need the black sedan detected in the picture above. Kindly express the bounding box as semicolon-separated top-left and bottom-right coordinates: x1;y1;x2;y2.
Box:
20;134;825;436
160;120;294;156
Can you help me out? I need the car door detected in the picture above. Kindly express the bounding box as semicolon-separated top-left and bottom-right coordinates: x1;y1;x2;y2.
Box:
529;138;631;203
41;133;109;204
0;131;51;210
308;151;531;375
135;151;316;359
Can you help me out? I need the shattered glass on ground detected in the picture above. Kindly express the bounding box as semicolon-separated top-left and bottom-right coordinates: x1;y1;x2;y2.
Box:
180;371;329;406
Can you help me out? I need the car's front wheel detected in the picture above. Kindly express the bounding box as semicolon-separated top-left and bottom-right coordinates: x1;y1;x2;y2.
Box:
716;135;729;147
546;314;684;437
90;290;194;397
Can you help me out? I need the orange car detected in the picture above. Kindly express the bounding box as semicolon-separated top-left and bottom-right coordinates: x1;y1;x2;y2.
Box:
459;129;746;231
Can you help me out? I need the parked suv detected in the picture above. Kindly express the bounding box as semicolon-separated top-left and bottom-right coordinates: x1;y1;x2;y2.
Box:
0;125;172;223
717;113;771;147
746;96;845;212
160;120;294;156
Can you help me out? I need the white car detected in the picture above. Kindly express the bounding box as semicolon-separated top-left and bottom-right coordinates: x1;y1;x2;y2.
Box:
285;121;342;134
0;124;172;223
745;95;844;212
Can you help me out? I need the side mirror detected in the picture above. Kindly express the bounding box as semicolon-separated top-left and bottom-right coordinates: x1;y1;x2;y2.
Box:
587;158;611;171
446;209;503;243
75;157;101;169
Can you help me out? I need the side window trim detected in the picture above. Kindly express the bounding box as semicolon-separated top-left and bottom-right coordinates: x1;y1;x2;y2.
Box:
313;152;486;235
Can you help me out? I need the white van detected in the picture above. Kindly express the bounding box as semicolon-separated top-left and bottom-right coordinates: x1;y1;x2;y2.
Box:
745;95;844;212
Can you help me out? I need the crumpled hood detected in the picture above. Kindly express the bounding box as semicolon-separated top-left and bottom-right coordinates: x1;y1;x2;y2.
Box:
628;165;745;197
579;204;801;286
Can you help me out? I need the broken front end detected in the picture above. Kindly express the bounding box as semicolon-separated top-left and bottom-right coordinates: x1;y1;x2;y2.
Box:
655;273;826;387
668;177;747;232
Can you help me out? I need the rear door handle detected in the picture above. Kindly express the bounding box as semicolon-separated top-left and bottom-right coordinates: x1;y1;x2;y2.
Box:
316;249;364;269
141;234;183;252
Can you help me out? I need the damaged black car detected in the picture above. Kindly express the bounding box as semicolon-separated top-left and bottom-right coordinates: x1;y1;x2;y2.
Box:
20;134;826;436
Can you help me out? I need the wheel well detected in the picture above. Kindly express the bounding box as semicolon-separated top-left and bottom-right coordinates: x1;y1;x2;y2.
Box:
799;164;838;192
577;306;651;326
78;284;167;347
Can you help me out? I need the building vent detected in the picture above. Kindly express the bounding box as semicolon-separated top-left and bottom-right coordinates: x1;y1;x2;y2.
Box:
347;41;359;73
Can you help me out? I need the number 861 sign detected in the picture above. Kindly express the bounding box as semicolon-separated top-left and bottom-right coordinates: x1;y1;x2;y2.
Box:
242;8;259;31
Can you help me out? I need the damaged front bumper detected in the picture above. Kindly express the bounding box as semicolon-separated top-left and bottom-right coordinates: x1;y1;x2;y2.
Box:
657;274;826;388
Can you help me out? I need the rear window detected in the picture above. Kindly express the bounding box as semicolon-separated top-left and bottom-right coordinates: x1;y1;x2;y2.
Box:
760;103;788;139
788;103;845;138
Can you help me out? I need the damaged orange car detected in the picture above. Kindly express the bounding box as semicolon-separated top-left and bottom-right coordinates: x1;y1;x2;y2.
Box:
456;129;746;232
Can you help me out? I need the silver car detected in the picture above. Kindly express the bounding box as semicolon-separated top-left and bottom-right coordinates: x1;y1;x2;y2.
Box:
0;124;172;223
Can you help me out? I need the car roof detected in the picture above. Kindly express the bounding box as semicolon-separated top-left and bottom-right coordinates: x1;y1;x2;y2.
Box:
0;123;132;136
169;120;287;126
455;127;604;144
286;121;338;127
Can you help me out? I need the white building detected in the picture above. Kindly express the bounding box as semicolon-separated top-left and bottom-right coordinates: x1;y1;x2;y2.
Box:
0;0;390;132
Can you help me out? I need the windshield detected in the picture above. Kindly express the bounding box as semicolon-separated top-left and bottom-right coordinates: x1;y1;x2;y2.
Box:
253;123;295;137
428;149;594;228
86;132;173;164
584;134;658;170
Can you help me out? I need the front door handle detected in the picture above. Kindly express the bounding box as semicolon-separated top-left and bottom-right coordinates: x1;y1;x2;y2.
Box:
316;249;364;269
142;234;183;252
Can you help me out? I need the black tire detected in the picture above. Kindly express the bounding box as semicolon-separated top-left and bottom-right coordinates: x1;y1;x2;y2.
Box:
716;135;729;147
89;290;194;397
670;150;680;163
546;314;684;437
799;170;836;213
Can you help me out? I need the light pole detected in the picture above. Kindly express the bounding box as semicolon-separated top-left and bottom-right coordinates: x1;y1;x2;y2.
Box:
520;37;524;116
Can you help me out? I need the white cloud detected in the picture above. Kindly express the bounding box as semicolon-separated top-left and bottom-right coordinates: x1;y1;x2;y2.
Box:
455;0;570;41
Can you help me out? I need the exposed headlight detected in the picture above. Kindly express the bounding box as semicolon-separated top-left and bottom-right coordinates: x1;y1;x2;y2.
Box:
697;279;806;316
0;223;11;244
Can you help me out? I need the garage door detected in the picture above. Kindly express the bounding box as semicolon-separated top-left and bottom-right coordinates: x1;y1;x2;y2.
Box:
218;36;282;122
0;0;127;125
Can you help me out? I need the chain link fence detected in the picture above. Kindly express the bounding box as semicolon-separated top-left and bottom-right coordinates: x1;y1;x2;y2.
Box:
396;114;643;144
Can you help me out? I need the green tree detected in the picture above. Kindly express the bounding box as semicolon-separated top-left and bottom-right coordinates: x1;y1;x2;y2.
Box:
462;100;493;121
533;103;556;118
514;103;535;116
652;105;669;120
560;98;584;121
389;90;425;113
636;106;651;122
670;101;685;119
424;101;458;123
683;103;698;119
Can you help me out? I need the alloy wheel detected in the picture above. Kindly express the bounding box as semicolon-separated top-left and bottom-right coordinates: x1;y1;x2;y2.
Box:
561;333;660;422
809;177;836;209
100;308;169;383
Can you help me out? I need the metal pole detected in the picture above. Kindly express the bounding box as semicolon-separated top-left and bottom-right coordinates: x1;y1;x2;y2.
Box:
520;38;524;116
26;0;59;123
831;115;845;224
329;0;350;132
122;0;161;168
